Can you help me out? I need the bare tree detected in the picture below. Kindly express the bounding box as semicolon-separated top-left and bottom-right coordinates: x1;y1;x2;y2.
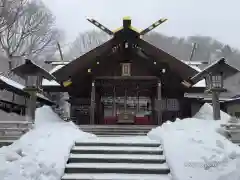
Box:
66;30;110;60
0;0;61;69
0;0;26;33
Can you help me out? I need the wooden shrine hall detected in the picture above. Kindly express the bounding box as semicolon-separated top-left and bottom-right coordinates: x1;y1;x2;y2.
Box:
50;17;206;125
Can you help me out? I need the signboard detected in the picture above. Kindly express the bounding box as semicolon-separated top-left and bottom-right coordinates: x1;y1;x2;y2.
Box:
122;63;131;76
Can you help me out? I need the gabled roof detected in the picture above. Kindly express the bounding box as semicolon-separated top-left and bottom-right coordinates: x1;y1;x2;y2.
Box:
12;59;55;81
53;38;116;82
190;58;240;84
52;17;201;84
137;39;198;80
53;36;198;82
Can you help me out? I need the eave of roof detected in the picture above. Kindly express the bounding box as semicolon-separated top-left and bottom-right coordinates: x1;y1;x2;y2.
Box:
0;75;54;104
137;39;198;80
53;38;116;82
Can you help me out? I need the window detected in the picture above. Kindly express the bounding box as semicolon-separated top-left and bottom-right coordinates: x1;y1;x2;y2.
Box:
211;75;222;88
122;63;131;76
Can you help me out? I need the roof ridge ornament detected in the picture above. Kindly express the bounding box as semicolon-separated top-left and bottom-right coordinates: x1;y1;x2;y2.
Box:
86;17;168;36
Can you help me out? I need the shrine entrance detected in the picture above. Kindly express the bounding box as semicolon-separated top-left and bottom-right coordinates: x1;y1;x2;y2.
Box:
52;17;199;125
95;76;158;125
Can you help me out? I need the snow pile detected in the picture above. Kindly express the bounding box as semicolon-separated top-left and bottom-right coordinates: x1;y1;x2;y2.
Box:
0;106;96;180
148;103;240;180
194;103;231;123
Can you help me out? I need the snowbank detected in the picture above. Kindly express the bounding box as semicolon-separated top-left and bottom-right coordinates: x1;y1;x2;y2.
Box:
0;106;96;180
148;103;240;180
194;103;231;123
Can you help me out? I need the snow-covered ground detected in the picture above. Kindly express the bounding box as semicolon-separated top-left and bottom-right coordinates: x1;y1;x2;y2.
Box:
1;103;240;180
0;106;96;180
148;103;240;180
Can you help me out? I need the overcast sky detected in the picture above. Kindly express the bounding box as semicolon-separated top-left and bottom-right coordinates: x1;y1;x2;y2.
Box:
43;0;240;49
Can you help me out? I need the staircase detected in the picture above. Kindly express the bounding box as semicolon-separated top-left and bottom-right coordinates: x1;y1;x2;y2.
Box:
0;121;31;147
79;125;156;136
221;117;240;146
62;137;171;180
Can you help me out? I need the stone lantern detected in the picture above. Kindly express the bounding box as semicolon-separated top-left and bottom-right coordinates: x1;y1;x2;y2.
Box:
205;72;226;120
191;58;239;120
12;59;55;123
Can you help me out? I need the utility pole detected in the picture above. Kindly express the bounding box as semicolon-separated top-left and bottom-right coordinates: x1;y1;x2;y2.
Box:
188;43;197;64
57;42;64;61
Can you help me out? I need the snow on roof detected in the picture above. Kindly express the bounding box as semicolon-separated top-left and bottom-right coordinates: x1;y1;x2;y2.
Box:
181;60;208;65
0;75;53;102
0;75;25;90
42;65;66;87
48;61;70;65
193;79;206;87
181;60;202;72
50;65;67;74
42;79;60;86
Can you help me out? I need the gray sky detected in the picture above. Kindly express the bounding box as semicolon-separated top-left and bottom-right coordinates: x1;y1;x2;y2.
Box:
43;0;240;49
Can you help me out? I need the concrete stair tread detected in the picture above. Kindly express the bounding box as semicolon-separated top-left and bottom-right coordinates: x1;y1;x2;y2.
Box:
92;132;147;135
75;141;160;147
66;162;169;170
83;129;150;131
76;136;159;144
0;140;15;143
69;154;165;160
72;146;162;152
62;173;171;180
0;136;20;140
79;125;156;129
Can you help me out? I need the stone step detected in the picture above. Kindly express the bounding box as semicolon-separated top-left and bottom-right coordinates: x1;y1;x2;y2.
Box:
95;134;148;137
81;128;151;131
0;136;20;140
79;125;156;129
83;131;148;134
68;154;166;164
65;162;170;174
0;140;14;147
71;146;163;155
85;132;147;136
75;141;160;147
62;173;172;180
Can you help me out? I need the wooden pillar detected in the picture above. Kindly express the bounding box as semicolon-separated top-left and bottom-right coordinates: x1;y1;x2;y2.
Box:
26;90;37;123
113;86;116;116
95;91;101;124
157;81;162;125
150;95;156;124
136;91;140;113
212;91;220;120
90;81;95;124
124;89;127;112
